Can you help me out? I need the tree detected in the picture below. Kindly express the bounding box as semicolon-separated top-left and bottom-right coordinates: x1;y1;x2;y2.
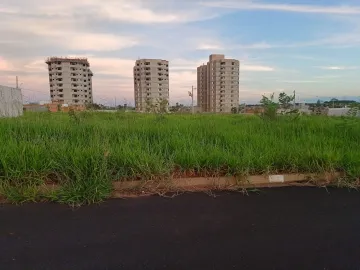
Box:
231;107;238;114
260;93;279;120
86;103;102;110
347;102;360;117
159;99;169;114
278;92;295;110
238;103;246;113
145;98;155;113
311;100;328;115
169;102;184;112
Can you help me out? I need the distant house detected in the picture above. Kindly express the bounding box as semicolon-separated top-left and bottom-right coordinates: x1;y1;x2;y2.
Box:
46;101;86;112
328;108;351;116
23;104;48;112
0;85;23;118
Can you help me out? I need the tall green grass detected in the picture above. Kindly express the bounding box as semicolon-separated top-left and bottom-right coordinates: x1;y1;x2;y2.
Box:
0;112;359;203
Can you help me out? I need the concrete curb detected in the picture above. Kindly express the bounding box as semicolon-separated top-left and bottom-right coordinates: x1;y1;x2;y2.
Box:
0;172;343;203
112;172;342;193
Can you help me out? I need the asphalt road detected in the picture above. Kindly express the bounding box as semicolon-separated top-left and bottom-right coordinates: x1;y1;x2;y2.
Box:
1;187;360;270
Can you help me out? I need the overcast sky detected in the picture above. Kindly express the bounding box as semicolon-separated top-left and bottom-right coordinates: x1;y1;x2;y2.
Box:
0;0;360;105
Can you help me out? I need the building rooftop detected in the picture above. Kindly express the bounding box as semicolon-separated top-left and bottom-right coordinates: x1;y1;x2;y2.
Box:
135;58;169;63
45;57;89;65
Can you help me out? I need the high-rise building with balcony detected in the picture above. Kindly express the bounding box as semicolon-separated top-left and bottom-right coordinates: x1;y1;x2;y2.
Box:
46;57;93;105
133;59;169;112
197;54;240;113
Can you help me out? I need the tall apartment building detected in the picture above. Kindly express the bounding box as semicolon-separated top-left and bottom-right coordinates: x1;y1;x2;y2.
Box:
133;59;169;112
197;54;240;113
46;57;93;105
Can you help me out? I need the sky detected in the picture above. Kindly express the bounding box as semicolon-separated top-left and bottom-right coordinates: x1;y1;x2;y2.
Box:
0;0;360;105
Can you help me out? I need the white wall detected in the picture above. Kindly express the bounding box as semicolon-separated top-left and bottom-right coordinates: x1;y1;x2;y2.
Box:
0;85;23;117
328;108;350;116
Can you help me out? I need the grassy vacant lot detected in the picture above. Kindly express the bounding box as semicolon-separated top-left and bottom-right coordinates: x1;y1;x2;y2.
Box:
0;111;359;204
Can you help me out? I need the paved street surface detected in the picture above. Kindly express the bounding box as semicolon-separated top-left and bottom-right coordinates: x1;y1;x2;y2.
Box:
1;187;360;270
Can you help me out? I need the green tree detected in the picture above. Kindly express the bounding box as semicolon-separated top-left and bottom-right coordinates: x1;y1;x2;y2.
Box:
347;102;360;117
278;92;295;109
159;99;169;114
260;93;279;120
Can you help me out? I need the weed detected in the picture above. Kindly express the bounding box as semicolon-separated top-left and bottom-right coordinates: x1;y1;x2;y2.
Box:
0;112;359;204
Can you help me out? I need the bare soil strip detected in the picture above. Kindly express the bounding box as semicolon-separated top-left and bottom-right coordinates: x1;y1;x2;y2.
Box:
0;172;349;203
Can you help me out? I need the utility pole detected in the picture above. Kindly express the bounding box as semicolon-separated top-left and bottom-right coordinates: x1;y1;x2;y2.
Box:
114;97;117;108
293;90;296;108
16;76;19;88
188;86;195;114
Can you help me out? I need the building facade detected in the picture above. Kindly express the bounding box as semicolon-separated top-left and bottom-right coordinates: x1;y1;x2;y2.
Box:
134;59;169;112
197;54;240;113
46;57;93;105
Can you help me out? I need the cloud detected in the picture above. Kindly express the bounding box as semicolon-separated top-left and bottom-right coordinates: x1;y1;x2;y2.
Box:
67;34;138;51
277;80;319;83
197;41;274;50
1;0;359;104
313;75;342;79
204;1;360;15
237;42;274;49
318;66;358;70
1;0;222;24
90;58;135;77
197;44;223;50
1;14;139;52
171;58;208;70
0;57;14;71
242;64;274;71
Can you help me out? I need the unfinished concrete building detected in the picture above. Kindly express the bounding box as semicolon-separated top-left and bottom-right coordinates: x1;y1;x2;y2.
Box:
133;59;169;112
197;54;240;113
46;57;93;105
